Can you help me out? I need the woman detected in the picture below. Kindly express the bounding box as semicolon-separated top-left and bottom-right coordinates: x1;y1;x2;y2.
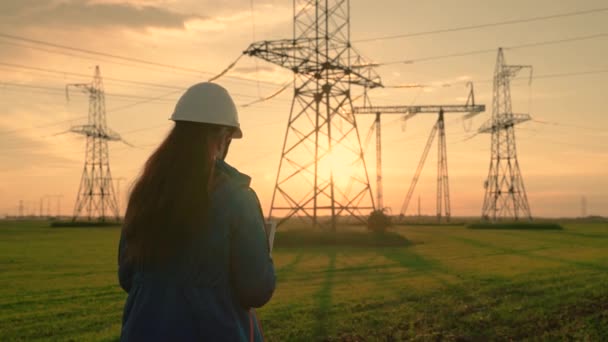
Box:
118;82;275;341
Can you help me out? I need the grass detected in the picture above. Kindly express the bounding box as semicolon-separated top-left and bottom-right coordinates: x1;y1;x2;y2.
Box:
0;220;607;341
274;229;410;248
468;222;564;230
50;221;121;228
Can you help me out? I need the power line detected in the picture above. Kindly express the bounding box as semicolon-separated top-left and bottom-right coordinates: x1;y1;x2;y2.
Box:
104;90;182;113
518;133;608;150
0;93;291;149
1;107;291;153
378;69;608;91
354;7;608;43
531;69;608;80
0;32;283;87
461;118;608;145
0;39;223;82
241;82;292;107
0;79;288;113
0;55;292;138
0;81;292;140
0;62;182;90
0;85;87;98
0;62;280;100
531;119;606;133
0;32;206;74
3;80;254;108
375;33;608;66
0;116;87;137
0;82;177;102
0;82;289;115
486;68;608;85
0;62;294;117
0;87;182;140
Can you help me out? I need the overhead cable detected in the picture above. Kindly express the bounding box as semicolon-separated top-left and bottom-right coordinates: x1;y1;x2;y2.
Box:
354;7;608;43
374;33;607;66
0;32;282;86
241;81;292;108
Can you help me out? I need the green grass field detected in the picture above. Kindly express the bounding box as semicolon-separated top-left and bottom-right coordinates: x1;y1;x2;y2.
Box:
1;220;607;341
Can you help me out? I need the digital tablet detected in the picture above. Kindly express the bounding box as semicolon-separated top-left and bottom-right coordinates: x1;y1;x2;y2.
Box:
264;221;277;252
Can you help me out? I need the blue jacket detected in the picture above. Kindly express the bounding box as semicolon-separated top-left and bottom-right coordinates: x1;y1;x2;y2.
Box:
118;160;276;341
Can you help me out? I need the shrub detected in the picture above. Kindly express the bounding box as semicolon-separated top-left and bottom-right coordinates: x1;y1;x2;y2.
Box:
367;209;391;233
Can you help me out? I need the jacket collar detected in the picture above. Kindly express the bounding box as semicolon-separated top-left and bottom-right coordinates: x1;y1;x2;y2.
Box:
216;159;251;187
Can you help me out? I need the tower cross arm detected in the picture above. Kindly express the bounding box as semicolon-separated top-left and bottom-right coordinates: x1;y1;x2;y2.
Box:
69;125;122;141
354;104;485;115
501;64;533;82
478;113;532;133
244;38;316;73
347;67;383;89
244;39;383;89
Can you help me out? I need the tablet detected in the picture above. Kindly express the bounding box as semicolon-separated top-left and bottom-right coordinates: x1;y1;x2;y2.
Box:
264;221;277;252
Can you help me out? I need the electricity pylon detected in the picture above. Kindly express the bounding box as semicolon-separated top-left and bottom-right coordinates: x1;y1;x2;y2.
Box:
355;84;485;222
478;48;533;222
244;0;382;231
67;66;122;222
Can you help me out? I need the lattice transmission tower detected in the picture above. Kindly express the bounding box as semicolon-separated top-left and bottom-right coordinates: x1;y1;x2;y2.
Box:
479;48;533;221
67;66;122;222
244;0;382;230
355;84;485;222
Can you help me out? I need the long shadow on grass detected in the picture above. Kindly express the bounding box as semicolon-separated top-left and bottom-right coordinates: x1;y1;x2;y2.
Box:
275;250;304;277
380;247;452;288
496;230;608;249
313;249;336;340
453;236;608;272
340;267;608;340
560;231;608;240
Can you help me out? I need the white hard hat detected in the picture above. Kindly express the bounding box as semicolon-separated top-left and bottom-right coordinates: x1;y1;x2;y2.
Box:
170;82;243;139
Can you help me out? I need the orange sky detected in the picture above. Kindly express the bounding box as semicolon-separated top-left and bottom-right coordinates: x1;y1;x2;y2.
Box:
1;0;607;218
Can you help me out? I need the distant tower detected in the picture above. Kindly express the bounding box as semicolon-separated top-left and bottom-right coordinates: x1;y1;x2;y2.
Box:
67;66;122;222
479;48;532;221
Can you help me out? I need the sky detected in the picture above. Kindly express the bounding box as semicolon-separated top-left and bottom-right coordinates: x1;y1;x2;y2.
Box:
0;0;607;218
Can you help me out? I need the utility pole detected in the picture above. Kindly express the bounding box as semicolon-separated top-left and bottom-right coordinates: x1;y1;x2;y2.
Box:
244;0;382;231
18;200;24;219
67;66;123;222
478;48;533;222
355;84;484;222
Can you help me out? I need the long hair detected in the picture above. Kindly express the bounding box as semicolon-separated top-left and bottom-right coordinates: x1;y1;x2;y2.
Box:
122;121;224;264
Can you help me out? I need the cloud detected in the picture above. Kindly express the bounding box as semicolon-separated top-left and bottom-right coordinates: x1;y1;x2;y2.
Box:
0;101;84;174
0;0;202;31
0;129;80;174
